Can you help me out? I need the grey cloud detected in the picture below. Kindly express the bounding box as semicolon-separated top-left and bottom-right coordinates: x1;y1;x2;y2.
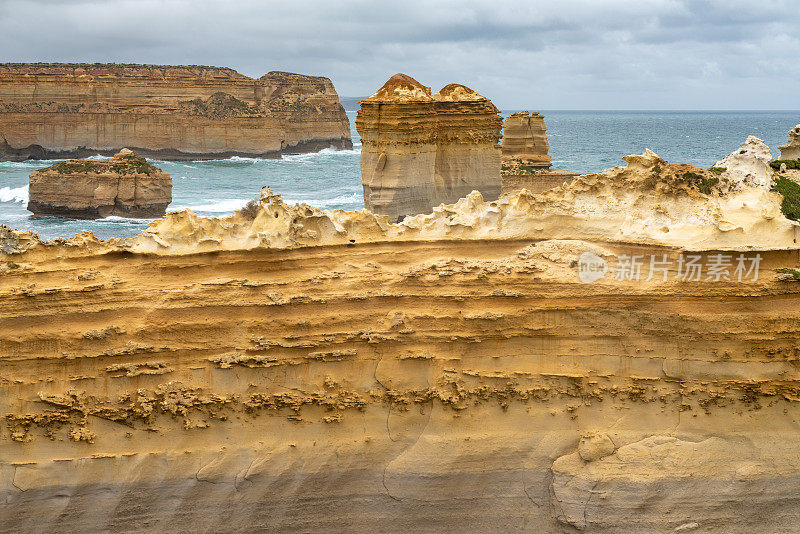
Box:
0;0;797;109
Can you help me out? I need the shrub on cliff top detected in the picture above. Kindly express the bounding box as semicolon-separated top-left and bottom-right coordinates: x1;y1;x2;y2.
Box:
771;160;800;171
772;177;800;221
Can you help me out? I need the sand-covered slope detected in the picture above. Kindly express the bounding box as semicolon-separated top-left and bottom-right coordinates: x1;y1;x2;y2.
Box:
2;142;800;532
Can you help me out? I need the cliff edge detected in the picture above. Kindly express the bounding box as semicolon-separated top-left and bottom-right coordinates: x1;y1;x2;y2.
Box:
0;63;352;160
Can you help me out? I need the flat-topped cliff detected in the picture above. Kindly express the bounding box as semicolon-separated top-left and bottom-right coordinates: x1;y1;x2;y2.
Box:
356;73;502;221
0;63;352;160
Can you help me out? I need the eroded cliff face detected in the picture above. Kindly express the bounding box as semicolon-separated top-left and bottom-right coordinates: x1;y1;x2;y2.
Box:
28;149;172;218
0;63;352;160
356;74;502;221
501;111;551;168
2;145;800;533
779;125;800;161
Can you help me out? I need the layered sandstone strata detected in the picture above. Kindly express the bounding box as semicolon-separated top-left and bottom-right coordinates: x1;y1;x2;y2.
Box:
3;142;800;532
779;124;800;161
27;149;172;218
0;63;352;161
356;74;501;221
499;111;582;194
501;111;551;168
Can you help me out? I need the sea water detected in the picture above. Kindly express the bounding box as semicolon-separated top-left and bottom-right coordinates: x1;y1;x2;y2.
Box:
0;110;797;240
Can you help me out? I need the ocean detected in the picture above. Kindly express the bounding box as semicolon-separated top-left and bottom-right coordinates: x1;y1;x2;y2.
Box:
0;110;797;240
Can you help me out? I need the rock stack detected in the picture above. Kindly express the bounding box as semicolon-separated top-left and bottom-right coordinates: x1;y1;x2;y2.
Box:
779;124;800;161
501;111;551;168
499;111;578;194
28;149;172;219
356;73;502;221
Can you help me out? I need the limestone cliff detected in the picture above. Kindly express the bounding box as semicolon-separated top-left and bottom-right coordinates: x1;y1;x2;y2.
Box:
27;149;172;219
3;142;800;532
779;124;800;161
356;74;501;221
0;63;352;161
501;111;551;168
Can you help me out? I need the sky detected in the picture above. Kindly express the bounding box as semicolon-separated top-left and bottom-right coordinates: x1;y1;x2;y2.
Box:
0;0;798;110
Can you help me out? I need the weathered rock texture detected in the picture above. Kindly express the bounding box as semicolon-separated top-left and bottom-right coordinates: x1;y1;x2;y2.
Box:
2;142;800;533
779;124;800;161
499;111;581;194
0;63;352;161
27;149;171;218
500;167;579;194
713;135;774;189
356;74;501;221
501;111;551;168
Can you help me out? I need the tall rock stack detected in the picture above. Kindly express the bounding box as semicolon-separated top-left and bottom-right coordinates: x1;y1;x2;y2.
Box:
501;111;552;168
779;124;800;161
356;74;502;221
499;110;578;194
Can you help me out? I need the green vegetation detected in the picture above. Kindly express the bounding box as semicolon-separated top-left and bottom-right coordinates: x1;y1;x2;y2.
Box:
110;155;157;176
53;160;97;174
678;171;719;195
770;160;800;171
6;261;19;270
772;177;800;221
777;268;800;280
707;166;726;175
52;154;157;176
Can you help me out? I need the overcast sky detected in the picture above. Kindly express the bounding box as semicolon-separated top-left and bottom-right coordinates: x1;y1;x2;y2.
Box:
1;0;798;109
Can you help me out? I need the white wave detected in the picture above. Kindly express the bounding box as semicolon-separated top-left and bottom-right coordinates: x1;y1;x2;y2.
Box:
282;146;361;162
86;155;111;161
98;215;155;223
0;160;59;169
283;192;362;207
0;185;29;204
169;198;250;213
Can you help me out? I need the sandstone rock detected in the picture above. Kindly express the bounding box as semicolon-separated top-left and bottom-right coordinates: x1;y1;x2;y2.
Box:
4;148;800;532
779;124;800;161
713;136;774;189
578;432;616;462
501;111;551;168
356;73;502;221
27;149;172;218
0;64;352;160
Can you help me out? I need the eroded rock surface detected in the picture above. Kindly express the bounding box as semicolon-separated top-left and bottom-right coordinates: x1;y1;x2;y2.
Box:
501;111;551;168
0;64;352;160
27;149;172;218
2;145;800;532
356;73;502;221
779;124;800;161
713;135;774;189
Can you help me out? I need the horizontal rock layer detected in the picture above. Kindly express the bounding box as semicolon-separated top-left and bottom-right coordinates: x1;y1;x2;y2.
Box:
2;146;800;532
356;74;502;221
27;149;172;219
0;64;352;160
501;111;551;168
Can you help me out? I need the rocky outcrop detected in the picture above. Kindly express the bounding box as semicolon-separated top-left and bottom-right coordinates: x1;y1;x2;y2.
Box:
499;111;582;194
356;73;501;221
501;111;551;168
3;145;800;532
0;63;352;161
779;124;800;161
712;135;774;189
27;149;171;218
